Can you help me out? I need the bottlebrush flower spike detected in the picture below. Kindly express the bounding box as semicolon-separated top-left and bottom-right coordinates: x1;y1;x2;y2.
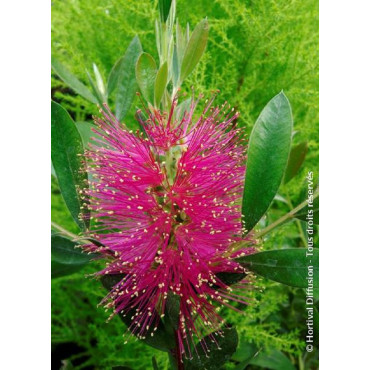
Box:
82;94;255;359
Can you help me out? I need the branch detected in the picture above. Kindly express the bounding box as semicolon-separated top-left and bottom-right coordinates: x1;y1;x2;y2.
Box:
255;191;319;239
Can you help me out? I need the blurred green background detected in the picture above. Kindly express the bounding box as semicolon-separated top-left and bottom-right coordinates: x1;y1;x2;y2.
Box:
51;0;318;368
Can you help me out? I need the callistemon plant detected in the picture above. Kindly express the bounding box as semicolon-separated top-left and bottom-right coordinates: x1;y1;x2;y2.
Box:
82;96;256;357
51;0;319;367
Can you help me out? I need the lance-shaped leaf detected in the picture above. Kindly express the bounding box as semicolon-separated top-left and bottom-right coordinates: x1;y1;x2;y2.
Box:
163;291;180;331
172;47;180;86
249;349;296;370
284;141;308;184
184;326;238;369
51;56;98;104
216;272;246;286
180;19;208;84
136;52;157;104
75;121;101;148
154;62;168;108
93;63;107;101
101;274;175;352
232;342;260;370
86;69;106;106
158;0;172;22
51;101;89;229
242;92;293;232
173;22;188;85
51;233;94;278
274;194;289;204
237;248;319;291
108;36;142;120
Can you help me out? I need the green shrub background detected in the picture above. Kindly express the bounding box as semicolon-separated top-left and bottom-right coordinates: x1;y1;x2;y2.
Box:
51;0;318;368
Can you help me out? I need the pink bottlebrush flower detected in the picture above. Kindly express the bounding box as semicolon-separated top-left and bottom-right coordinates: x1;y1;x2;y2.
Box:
82;94;255;358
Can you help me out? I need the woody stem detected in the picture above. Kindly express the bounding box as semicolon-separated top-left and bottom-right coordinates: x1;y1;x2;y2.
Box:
255;191;318;239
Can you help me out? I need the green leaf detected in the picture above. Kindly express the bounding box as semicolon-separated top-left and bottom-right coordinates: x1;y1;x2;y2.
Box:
216;272;246;286
175;98;192;121
107;36;141;94
51;162;56;177
107;36;142;120
51;234;93;278
237;248;318;290
172;47;180;86
164;291;180;331
51;234;90;265
154;62;168;108
249;349;295;370
158;0;172;23
93;63;107;100
51;56;98;104
86;69;106;106
173;22;187;85
75;122;104;183
284;141;308;184
184;326;238;370
152;356;159;370
136;52;157;104
51;101;89;230
101;274;175;352
274;194;289;204
51;260;86;280
232;342;259;370
75;121;101;148
295;194;319;225
180;19;209;84
176;23;187;64
242;92;293;232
